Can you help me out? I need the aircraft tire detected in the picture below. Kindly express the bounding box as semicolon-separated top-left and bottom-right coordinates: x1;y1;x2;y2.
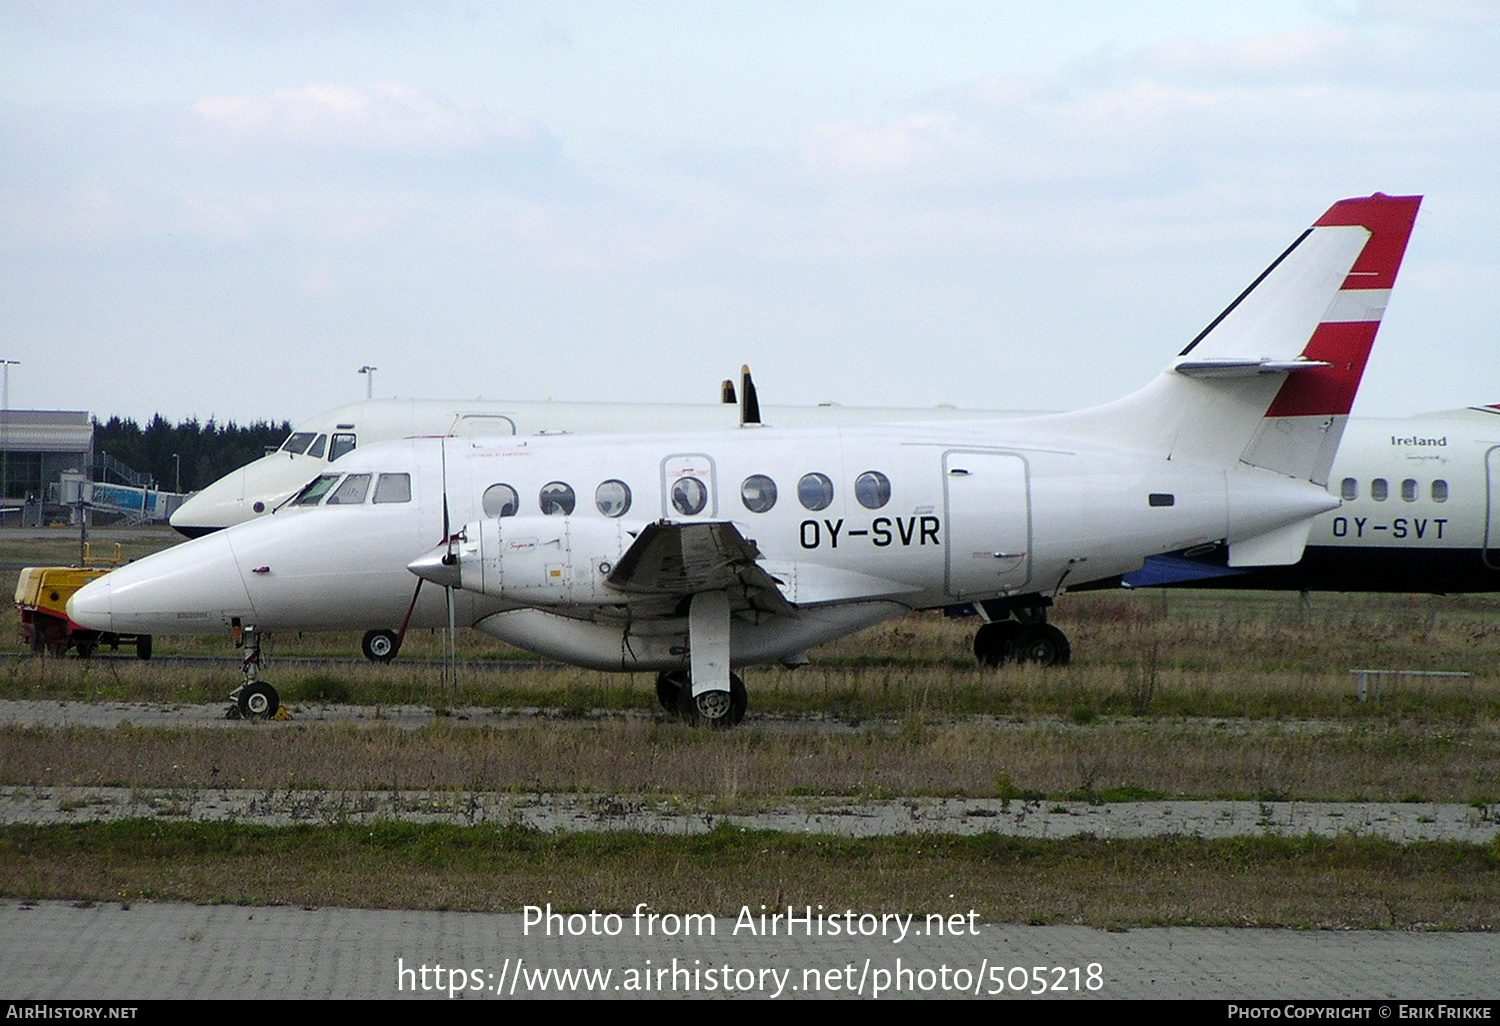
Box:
973;620;1023;667
136;635;153;661
29;627;45;654
361;629;399;663
75;642;95;659
676;672;747;728
655;670;688;713
1012;624;1071;667
237;681;280;720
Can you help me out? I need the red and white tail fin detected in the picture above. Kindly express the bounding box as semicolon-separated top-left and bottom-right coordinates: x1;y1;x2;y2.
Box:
1236;193;1421;484
1042;193;1421;484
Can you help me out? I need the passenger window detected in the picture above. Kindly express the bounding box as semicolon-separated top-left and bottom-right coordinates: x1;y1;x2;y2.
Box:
281;432;317;455
1371;478;1389;502
741;474;778;513
1401;478;1418;502
595;480;632;518
1340;478;1358;501
291;474;342;506
798;473;834;511
483;483;520;518
329;433;357;461
373;473;411;504
671;476;708;516
855;471;891;510
326;473;371;504
1432;480;1449;503
306;434;328;459
539;481;576;516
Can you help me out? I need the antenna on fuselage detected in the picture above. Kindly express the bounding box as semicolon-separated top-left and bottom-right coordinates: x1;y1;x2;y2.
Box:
739;365;761;427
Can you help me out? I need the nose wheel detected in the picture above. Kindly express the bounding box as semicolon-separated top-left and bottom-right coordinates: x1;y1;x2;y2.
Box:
227;624;283;720
362;629;400;663
233;680;281;720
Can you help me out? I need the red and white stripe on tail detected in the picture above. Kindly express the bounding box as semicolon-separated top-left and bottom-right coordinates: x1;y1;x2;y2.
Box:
1237;193;1422;485
1044;194;1421;485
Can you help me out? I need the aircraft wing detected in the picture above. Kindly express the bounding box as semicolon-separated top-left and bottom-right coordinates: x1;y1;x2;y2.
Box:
605;520;796;616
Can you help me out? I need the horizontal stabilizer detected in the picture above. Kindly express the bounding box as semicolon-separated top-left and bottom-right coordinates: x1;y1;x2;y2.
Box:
1175;358;1331;378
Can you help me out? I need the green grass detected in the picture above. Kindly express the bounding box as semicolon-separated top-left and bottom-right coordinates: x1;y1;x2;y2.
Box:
2;821;1495;930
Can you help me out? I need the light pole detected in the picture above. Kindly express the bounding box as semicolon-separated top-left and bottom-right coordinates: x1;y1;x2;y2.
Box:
0;360;17;515
358;365;377;400
172;453;181;493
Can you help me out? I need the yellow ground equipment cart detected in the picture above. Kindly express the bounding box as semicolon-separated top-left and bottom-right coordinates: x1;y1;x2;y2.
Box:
15;545;152;659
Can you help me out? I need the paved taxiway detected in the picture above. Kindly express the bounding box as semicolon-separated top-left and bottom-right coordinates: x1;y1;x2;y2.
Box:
4;899;1497;1000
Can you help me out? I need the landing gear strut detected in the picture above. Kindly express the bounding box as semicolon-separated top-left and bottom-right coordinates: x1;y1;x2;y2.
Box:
973;604;1071;668
228;624;280;720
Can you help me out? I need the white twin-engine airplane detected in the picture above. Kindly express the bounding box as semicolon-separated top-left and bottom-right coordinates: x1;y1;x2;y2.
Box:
70;193;1421;724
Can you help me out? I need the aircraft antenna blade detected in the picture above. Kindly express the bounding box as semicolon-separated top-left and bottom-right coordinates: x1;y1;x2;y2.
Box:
740;364;761;426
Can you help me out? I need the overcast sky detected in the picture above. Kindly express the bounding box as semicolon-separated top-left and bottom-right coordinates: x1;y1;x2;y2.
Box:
2;1;1496;426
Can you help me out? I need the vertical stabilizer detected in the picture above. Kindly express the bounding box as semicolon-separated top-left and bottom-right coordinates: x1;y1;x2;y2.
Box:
1040;194;1421;483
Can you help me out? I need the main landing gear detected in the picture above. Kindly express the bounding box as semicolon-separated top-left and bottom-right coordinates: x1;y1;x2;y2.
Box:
655;669;748;727
973;604;1071;668
227;624;281;720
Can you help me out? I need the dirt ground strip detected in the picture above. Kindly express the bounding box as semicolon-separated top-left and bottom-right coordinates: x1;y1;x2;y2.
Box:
1;785;1494;841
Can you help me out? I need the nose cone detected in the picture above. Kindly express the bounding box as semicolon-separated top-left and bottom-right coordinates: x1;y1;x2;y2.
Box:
170;466;250;537
67;575;116;632
408;544;462;590
170;453;318;537
67;531;256;635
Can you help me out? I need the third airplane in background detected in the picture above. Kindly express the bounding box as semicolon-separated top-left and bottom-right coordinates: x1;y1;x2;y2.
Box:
70;194;1422;722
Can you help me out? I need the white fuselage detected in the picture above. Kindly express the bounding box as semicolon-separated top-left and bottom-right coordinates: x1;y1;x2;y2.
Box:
168;397;1037;537
77;419;1332;669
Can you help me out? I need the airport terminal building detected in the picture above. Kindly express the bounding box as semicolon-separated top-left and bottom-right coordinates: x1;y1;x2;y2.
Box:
0;410;93;525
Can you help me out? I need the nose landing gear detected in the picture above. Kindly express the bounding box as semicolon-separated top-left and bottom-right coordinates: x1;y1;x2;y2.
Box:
227;624;282;720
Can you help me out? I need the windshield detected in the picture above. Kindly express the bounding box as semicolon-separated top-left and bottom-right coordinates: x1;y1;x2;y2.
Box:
281;432;317;455
290;474;342;506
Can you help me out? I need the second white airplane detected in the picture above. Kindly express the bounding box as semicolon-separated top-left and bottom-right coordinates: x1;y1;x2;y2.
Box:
70;193;1422;723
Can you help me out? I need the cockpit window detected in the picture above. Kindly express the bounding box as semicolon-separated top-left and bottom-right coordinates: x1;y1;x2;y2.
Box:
281;432;317;455
291;474;342;506
373;473;412;504
326;473;371;505
329;433;357;461
306;434;328;459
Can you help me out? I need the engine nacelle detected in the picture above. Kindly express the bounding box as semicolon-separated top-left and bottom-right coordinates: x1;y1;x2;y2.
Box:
452;516;637;605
